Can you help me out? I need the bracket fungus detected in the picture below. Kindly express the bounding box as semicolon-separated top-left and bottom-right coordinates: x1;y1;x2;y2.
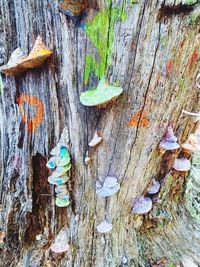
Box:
96;176;120;197
159;126;180;150
182;134;200;152
173;157;191;171
88;131;103;147
0;36;52;75
18;35;53;69
50;229;69;253
59;0;90;17
0;47;25;75
47;141;71;207
148;178;160;194
132;196;152;214
96;220;113;233
80;77;123;107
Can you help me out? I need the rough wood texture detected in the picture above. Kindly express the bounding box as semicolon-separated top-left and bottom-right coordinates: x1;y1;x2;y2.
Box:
0;0;199;266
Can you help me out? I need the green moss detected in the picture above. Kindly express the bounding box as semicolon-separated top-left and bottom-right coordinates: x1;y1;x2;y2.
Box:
84;3;127;82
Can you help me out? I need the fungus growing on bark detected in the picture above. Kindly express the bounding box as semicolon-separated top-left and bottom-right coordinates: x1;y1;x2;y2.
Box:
89;131;103;147
50;228;69;253
48;175;69;185
80;77;123;107
47;138;71;207
18;35;53;69
148;178;160;194
96;176;120;197
173;157;191;171
132;196;152;214
96;220;113;233
159;126;180;150
46;156;58;169
55;195;70;207
182;134;200;152
0;48;25;75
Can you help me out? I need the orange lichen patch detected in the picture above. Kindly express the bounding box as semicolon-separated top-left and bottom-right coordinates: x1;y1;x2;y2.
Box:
166;59;173;77
188;48;198;71
17;94;44;132
128;110;149;127
18;36;53;69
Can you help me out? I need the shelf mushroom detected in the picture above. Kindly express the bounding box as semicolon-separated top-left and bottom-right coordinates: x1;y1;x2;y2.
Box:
159;126;180;150
132;196;152;214
89;131;103;147
96;176;120;197
96;219;113;233
47;142;72;208
147;178;160;195
59;0;89;17
80;77;123;108
182;134;200;152
18;35;53;69
173;157;191;171
50;228;69;253
0;48;25;75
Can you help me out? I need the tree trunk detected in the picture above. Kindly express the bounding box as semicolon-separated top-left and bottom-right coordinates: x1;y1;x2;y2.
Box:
0;0;199;266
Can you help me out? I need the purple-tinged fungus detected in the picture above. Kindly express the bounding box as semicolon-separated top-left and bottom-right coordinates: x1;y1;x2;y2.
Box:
148;178;160;194
173;157;191;171
159;126;180;150
132;196;152;214
96;176;120;197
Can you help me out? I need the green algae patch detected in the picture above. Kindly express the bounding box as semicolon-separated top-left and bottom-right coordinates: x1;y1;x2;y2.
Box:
84;4;127;83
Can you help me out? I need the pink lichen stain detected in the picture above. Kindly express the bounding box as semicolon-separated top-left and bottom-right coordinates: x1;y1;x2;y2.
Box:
180;38;185;49
166;59;173;77
188;48;198;71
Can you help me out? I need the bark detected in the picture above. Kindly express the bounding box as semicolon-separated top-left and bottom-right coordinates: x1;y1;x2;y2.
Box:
0;0;199;266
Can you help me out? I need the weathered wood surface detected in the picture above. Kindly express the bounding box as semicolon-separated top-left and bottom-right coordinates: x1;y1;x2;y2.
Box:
0;0;199;266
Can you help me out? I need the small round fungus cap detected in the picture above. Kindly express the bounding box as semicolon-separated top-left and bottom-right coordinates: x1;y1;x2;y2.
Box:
148;178;160;194
132;196;152;214
173;157;191;171
80;78;123;107
89;131;103;147
50;229;69;253
55;195;70;207
48;175;69;185
96;220;113;233
96;176;120;197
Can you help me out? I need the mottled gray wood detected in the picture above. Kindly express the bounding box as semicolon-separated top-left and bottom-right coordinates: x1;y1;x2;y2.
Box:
0;0;199;266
